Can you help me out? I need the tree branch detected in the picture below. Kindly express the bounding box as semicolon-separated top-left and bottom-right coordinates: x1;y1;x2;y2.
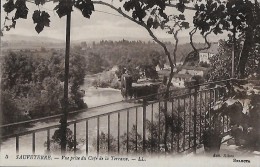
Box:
173;28;181;66
183;27;213;65
92;0;174;79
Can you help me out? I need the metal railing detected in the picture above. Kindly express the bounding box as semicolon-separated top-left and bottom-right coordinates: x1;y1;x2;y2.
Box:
0;79;233;155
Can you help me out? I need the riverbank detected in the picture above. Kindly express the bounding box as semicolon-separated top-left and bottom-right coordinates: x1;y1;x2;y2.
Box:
82;87;122;108
84;71;121;90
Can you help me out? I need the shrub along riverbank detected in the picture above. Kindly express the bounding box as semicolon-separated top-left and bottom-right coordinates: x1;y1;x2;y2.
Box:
1;51;88;134
91;71;121;90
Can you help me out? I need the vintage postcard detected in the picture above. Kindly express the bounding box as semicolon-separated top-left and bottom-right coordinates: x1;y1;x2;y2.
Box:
0;0;259;166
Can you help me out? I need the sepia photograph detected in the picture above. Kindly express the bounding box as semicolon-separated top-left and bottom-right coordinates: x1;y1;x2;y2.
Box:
0;0;260;166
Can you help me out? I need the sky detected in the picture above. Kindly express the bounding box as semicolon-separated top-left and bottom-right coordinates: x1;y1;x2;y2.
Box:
1;0;227;43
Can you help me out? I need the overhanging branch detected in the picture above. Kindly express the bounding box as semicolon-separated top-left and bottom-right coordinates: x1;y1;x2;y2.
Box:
92;0;174;70
183;27;213;64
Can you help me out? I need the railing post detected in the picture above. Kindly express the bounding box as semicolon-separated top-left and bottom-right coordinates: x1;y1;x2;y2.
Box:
74;122;77;154
135;108;138;153
60;11;71;155
16;135;19;154
117;112;120;154
158;101;161;152
47;129;50;154
127;110;129;154
32;132;35;154
142;98;147;153
193;86;199;154
97;117;100;155
108;115;110;154
177;98;180;153
86;120;88;155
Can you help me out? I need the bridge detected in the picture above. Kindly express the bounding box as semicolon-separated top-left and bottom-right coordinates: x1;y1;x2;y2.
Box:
0;79;233;155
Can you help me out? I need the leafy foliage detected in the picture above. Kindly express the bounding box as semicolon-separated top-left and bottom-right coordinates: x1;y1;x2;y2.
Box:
74;0;94;18
45;127;78;153
3;0;15;13
2;0;94;33
91;71;121;89
54;0;74;18
1;50;88;124
211;80;260;150
115;50;165;81
34;0;46;6
84;52;108;74
32;10;50;33
91;103;185;154
92;132;118;153
208;40;235;81
209;39;259;81
194;0;260;78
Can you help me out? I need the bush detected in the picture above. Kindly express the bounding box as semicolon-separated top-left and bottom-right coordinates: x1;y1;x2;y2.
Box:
91;71;121;89
44;128;78;154
1;51;87;125
210;80;260;151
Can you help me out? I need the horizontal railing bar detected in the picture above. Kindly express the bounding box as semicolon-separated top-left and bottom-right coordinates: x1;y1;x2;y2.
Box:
0;113;65;128
1;78;240;140
0;78;235;128
1;104;144;140
198;87;226;93
71;104;143;124
1;85;229;139
1;124;61;139
146;86;227;107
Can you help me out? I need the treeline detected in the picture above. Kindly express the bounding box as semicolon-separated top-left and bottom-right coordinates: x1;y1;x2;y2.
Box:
1;51;87;125
73;40;205;74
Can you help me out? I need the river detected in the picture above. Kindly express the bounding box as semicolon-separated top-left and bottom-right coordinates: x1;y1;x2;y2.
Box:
1;80;160;155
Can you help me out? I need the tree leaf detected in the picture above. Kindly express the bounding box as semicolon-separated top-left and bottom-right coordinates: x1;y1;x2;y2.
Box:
32;10;50;33
3;0;15;13
181;22;189;29
14;8;28;19
32;10;41;23
41;11;50;27
35;23;44;34
35;0;46;6
147;17;153;28
14;0;28;19
176;2;185;13
152;19;160;29
11;18;16;28
54;0;73;18
179;14;185;20
74;0;94;19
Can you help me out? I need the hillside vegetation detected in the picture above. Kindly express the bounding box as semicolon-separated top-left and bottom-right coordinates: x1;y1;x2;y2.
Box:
73;40;206;73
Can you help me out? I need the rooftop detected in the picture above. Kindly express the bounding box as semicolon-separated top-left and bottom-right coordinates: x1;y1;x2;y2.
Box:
181;65;210;71
173;73;193;80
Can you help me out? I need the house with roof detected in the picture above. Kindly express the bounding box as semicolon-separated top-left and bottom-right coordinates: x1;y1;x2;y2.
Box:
178;66;210;77
199;43;219;64
172;73;193;88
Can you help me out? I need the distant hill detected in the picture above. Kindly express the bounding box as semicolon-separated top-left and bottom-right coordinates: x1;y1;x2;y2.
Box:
1;35;65;50
74;34;225;45
2;34;63;43
1;33;226;45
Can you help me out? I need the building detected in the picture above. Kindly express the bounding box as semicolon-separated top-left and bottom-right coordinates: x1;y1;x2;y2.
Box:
178;66;210;77
172;74;193;88
199;43;219;64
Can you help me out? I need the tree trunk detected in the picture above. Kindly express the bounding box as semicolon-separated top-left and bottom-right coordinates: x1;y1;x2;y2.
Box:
238;28;253;79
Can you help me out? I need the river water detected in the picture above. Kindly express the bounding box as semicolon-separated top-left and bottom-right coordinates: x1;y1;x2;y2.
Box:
1;81;160;155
